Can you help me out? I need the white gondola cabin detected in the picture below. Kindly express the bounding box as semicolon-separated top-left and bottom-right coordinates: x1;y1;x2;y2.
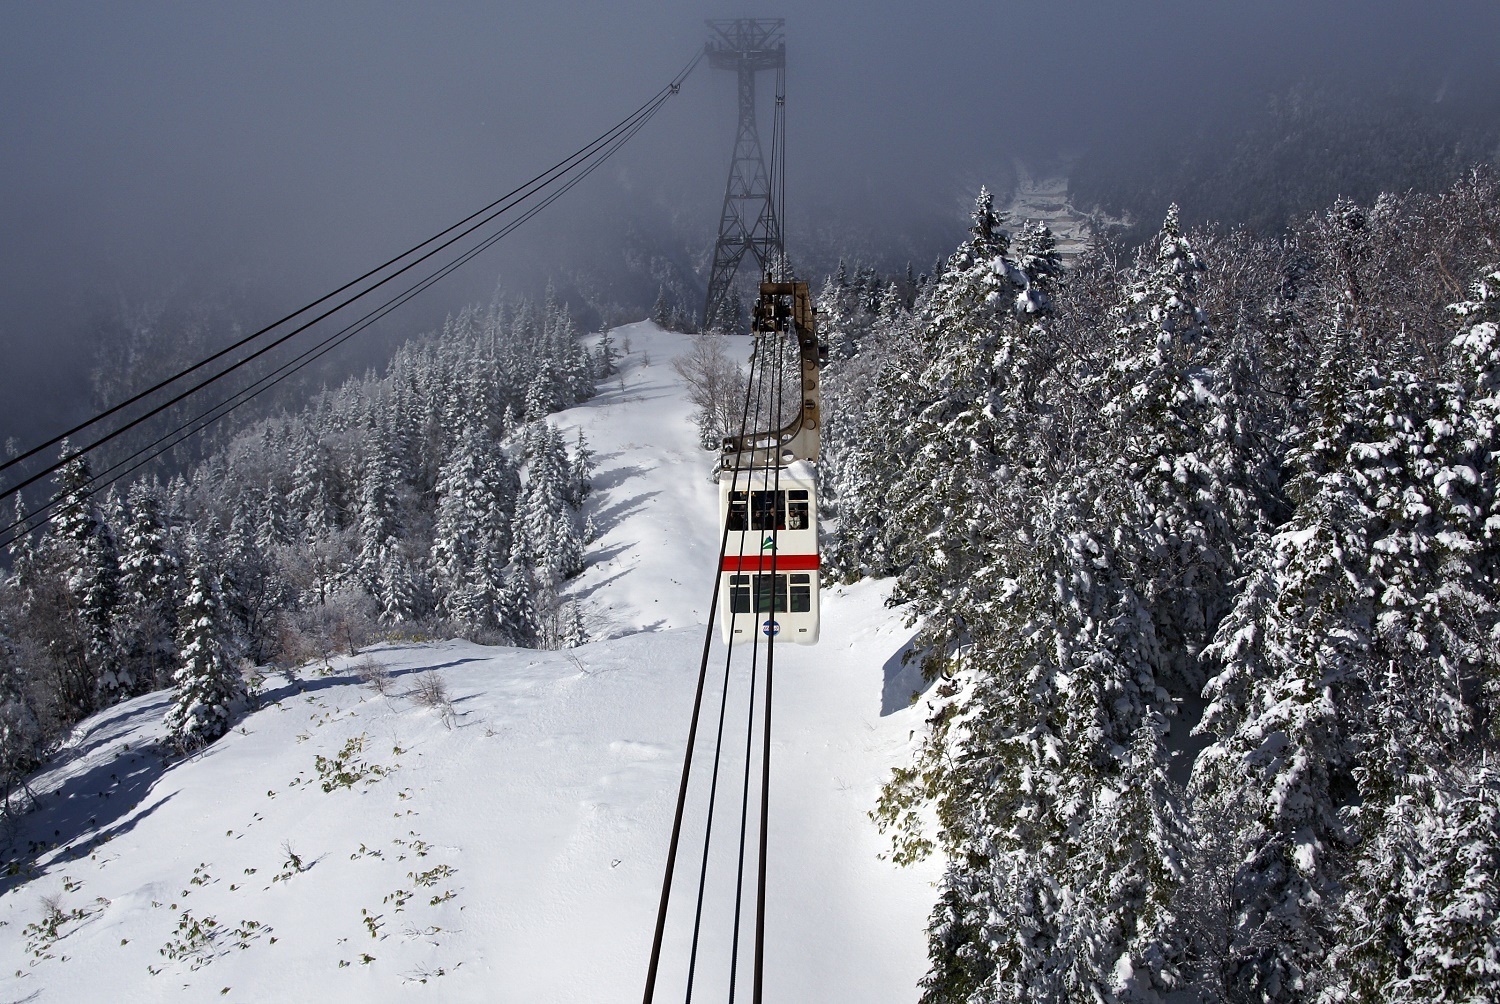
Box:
718;461;819;645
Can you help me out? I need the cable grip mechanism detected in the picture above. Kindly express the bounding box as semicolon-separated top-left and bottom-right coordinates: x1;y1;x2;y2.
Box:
721;280;826;469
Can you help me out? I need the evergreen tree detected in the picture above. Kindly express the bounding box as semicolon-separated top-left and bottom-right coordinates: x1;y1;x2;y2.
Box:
80;508;126;706
653;285;671;328
1192;441;1366;996
118;482;180;689
595;328;619;377
1063;713;1191;1000
376;536;421;625
428;426;517;632
1393;763;1500;1000
884;186;1043;670
163;547;244;753
7;496;94;720
558;601;587;649
222;504;281;665
287;429;331;537
0;617;41;817
52;446;127;708
1096;206;1240;692
820;310;921;579
356;434;401;591
567;429;595;509
524;361;562;421
256;479;292;552
886;476;1177;1003
1012;221;1063;314
514;424;584;586
51;442;97;548
1323;761;1500;1002
497;564;538;647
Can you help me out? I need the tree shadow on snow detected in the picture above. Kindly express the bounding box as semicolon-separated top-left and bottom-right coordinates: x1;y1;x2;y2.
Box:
255;656;489;704
2;652;504;891
590;491;662;536
385;657;489;679
583;541;632;567
590;461;652;493
879;630;935;717
572;566;632;601
1;742;178;894
57;694;171;764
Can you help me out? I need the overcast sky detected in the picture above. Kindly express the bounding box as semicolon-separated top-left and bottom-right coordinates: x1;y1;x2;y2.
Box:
3;1;1497;442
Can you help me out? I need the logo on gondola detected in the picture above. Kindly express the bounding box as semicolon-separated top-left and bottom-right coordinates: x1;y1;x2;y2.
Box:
762;619;780;636
761;536;776;551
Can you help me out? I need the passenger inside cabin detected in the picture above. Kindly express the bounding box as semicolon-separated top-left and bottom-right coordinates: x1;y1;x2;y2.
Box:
787;489;809;529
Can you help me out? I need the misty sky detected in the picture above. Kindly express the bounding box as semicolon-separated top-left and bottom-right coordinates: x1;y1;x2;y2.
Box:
3;1;1497;442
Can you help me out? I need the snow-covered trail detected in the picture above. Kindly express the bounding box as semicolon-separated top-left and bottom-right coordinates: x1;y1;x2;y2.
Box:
0;324;941;1002
1004;172;1087;258
1003;156;1126;262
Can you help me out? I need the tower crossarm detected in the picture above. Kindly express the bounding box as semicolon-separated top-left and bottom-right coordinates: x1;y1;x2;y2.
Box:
704;18;786;70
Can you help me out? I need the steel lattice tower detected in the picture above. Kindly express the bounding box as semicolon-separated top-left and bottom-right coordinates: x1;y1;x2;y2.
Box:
702;18;785;332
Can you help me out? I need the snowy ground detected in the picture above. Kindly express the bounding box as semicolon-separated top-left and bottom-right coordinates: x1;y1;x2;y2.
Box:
0;324;942;1003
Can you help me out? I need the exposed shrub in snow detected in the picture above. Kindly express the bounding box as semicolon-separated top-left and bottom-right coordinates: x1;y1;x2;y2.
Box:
354;658;394;696
407;672;456;728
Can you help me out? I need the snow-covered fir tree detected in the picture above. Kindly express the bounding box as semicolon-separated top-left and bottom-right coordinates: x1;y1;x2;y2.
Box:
514;423;585;587
0;616;42;817
373;537;419;626
163;545;244;753
117;481;180;690
1094;206;1243;692
653;285;672;328
40;445;125;714
429;424;518;634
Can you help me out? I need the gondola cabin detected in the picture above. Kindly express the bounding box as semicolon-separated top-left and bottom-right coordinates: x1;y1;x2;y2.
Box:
718;461;819;645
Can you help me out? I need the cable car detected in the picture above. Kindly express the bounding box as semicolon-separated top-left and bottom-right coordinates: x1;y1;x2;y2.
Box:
716;279;824;646
718;461;819;645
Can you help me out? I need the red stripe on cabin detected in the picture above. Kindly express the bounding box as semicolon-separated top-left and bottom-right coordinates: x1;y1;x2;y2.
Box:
720;554;820;573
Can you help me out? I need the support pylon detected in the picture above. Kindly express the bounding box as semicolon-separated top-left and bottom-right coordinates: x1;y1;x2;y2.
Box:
703;18;785;332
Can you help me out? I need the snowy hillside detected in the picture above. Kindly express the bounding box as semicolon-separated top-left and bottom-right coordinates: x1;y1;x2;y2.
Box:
0;324;941;1003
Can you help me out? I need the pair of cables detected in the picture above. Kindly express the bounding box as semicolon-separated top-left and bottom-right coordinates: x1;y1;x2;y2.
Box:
767;63;787;273
643;306;790;1004
0;51;701;549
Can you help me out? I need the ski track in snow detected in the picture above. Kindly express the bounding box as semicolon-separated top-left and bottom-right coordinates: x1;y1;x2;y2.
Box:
0;323;942;1003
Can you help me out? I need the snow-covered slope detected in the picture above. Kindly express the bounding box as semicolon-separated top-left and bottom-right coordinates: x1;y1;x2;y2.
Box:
0;324;941;1003
552;322;723;640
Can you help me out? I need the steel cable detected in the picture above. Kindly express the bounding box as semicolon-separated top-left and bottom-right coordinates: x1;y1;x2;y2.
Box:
682;313;774;1003
750;316;790;1004
0;52;700;508
641;294;768;1004
1;59;690;546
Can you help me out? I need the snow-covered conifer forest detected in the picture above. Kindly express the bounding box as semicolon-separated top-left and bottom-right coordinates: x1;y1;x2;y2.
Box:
819;172;1500;1000
2;292;599;773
